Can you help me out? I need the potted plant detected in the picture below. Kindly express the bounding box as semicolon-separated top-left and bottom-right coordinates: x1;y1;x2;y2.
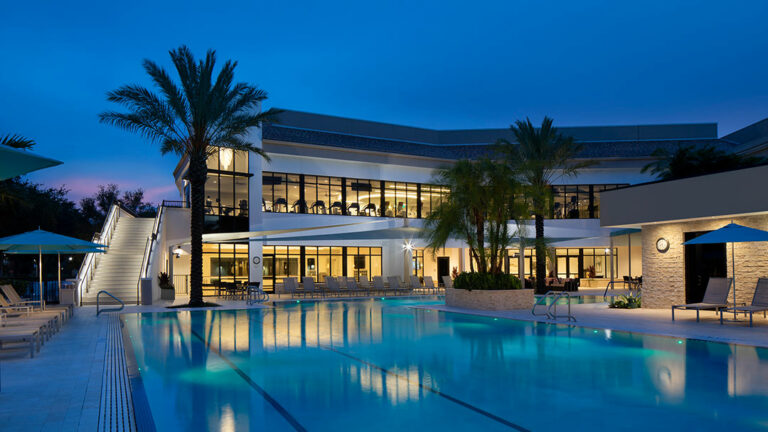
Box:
158;272;175;301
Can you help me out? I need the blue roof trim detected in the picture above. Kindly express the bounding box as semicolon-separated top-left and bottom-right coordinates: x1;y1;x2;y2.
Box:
263;124;733;160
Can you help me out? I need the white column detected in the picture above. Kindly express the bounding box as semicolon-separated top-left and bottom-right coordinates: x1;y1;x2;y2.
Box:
518;242;525;282
248;106;264;284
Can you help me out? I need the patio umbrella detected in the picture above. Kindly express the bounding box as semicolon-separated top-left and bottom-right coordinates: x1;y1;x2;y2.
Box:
683;222;768;319
0;145;62;180
0;229;106;310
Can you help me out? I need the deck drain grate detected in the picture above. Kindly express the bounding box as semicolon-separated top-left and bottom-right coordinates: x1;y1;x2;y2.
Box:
97;314;137;432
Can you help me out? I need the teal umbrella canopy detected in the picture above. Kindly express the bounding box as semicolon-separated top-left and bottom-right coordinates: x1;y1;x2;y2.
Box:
0;145;62;180
0;229;106;310
0;229;106;252
683;223;768;245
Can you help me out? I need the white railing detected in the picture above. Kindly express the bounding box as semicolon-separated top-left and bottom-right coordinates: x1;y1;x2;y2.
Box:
75;203;130;305
138;205;165;301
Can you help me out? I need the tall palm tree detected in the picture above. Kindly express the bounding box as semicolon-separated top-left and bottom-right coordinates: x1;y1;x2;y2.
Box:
100;46;279;307
497;117;592;294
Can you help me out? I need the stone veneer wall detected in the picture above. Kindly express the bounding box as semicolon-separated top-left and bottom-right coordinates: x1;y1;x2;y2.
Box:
642;214;768;309
445;287;534;310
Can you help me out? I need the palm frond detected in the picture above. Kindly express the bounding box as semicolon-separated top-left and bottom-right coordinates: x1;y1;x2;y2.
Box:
0;134;35;149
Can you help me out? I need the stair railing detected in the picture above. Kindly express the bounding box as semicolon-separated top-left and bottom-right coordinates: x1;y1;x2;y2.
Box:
138;205;165;304
76;203;133;305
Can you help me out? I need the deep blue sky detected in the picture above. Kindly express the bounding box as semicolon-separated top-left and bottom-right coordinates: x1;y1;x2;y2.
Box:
2;1;768;203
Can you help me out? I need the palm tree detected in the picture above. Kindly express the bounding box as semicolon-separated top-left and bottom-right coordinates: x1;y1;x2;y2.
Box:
642;144;765;180
1;134;35;150
100;46;279;307
424;158;525;274
497;117;591;294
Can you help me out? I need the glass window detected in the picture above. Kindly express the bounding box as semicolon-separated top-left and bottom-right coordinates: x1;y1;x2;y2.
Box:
330;178;343;215
233;150;248;174
287;175;301;213
235;176;248;216
207;148;220;170
219;174;234;211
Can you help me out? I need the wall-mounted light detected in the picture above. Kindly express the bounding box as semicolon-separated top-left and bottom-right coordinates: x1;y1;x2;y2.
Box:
402;241;414;252
173;246;184;258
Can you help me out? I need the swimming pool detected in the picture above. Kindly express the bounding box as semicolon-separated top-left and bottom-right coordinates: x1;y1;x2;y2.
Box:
122;298;768;431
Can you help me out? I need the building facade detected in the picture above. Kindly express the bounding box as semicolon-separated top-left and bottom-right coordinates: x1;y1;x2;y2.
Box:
156;109;744;296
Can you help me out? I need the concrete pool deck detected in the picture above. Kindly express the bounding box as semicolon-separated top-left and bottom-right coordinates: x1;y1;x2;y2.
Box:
2;296;767;431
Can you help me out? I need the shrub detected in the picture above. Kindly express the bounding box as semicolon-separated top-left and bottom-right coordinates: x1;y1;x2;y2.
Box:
453;272;522;291
158;272;174;290
609;294;641;309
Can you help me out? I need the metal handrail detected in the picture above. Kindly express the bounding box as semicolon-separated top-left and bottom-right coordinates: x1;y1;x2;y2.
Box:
96;290;125;316
76;203;129;304
531;292;551;317
139;206;164;287
602;280;619;302
547;291;576;322
532;290;577;322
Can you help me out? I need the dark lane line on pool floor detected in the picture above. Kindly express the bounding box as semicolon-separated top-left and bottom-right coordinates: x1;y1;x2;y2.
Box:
319;344;532;432
189;330;307;432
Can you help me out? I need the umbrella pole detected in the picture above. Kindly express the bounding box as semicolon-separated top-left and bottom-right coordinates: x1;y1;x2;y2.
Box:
39;247;44;311
57;252;61;299
732;242;737;320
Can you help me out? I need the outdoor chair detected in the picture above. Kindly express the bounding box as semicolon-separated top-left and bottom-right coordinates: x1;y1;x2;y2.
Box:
301;277;322;298
1;285;69;322
373;276;389;295
325;276;342;297
423;276;437;294
720;277;768;326
0;326;41;358
672;277;732;322
388;276;409;295
345;278;363;296
442;276;453;289
280;277;297;298
409;276;422;292
357;276;374;295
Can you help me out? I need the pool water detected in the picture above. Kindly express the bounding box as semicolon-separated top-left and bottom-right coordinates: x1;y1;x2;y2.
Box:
123;298;768;431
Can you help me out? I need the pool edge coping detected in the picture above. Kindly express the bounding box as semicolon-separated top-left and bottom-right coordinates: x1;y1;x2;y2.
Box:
413;304;768;349
119;314;158;432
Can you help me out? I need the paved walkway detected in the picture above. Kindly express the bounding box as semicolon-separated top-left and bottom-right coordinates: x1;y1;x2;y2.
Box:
419;302;768;347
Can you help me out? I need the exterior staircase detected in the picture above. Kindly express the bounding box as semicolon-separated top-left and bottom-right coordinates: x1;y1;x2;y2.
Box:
81;216;154;305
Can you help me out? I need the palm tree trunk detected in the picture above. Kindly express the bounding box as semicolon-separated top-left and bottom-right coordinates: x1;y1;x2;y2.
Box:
535;212;546;294
188;156;207;306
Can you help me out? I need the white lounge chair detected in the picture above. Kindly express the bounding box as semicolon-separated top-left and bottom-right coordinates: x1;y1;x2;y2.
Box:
442;276;453;289
372;276;388;296
301;277;322;298
423;276;437;294
672;277;732;322
325;276;342;297
720;277;768;326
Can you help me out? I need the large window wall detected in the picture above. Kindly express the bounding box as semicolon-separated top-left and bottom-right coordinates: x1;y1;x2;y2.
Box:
508;248;618;280
262;171;448;219
550;184;627;219
262;171;624;220
204;147;250;233
262;245;382;292
202;243;249;296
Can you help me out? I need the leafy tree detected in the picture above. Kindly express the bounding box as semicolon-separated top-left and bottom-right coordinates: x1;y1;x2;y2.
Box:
79;183;156;226
100;46;278;307
642;144;765;180
497;117;592;294
424;158;526;275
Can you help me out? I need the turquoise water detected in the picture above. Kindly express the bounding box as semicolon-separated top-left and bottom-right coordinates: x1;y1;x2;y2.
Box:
123;298;768;431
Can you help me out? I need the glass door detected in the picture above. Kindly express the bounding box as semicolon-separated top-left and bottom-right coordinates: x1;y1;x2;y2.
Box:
263;254;275;292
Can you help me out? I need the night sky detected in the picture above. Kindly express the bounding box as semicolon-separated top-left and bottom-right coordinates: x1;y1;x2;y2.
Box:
2;1;767;203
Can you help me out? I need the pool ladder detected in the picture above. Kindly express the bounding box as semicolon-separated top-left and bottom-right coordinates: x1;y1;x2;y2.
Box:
96;290;125;316
531;290;577;322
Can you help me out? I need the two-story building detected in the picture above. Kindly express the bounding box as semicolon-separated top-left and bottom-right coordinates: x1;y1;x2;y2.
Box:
151;109;738;296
